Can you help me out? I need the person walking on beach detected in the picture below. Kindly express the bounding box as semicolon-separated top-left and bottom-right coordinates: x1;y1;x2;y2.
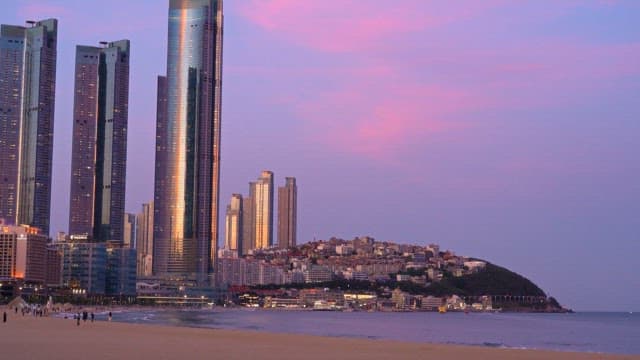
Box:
91;313;95;322
3;311;6;323
108;312;112;322
76;313;80;326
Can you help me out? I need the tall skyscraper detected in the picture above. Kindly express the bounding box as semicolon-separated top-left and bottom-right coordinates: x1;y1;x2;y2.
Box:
224;194;242;254
68;40;131;243
251;171;274;250
278;177;297;249
153;0;224;284
136;201;154;277
0;19;58;235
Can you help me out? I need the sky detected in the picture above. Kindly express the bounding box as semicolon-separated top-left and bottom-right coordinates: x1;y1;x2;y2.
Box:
2;0;639;311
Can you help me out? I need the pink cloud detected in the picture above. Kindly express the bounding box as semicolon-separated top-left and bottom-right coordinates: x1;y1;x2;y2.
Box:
236;0;504;53
17;3;73;19
233;0;640;163
297;82;482;160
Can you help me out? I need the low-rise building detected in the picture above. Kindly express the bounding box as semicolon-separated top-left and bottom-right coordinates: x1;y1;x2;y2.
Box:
420;296;443;311
106;244;137;296
59;242;107;295
0;223;48;283
304;265;333;283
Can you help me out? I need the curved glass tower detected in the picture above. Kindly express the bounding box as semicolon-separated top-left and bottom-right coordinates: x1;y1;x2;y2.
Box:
153;0;223;284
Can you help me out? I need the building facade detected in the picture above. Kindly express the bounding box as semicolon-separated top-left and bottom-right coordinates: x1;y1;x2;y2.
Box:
224;194;242;254
241;196;254;255
0;19;58;235
136;201;154;277
60;241;107;294
45;244;62;286
277;177;297;249
251;171;274;250
106;244;137;296
153;0;224;284
0;223;48;283
123;213;136;248
68;40;130;243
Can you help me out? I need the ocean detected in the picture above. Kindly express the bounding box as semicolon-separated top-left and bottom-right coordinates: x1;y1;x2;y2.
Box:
101;309;639;355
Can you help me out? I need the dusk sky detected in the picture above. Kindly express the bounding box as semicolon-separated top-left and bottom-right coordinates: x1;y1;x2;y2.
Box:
2;0;639;311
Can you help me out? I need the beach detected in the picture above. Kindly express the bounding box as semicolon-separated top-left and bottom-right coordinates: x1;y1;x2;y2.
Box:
0;310;637;360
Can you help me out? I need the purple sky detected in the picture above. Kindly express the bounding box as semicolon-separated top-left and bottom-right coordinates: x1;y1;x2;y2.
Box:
3;0;639;311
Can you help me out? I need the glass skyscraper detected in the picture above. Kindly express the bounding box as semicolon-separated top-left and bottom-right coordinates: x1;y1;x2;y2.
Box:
153;0;224;284
0;19;58;235
68;40;131;243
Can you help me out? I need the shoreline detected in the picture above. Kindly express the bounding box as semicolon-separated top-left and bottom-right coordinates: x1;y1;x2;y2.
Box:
2;309;636;359
0;314;640;360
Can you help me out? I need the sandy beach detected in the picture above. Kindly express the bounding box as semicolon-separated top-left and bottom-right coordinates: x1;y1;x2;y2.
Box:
0;310;637;360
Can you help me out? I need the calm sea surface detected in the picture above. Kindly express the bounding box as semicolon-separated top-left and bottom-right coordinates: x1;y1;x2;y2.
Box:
103;309;639;355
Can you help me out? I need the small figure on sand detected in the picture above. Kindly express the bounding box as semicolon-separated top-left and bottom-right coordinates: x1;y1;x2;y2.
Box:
91;313;95;322
82;311;88;322
3;311;6;323
76;313;80;326
108;312;112;322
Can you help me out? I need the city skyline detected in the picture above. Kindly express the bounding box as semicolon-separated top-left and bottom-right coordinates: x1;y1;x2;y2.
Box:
1;1;638;311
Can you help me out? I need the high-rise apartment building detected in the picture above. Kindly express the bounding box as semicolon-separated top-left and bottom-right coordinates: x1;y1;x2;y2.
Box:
241;196;254;255
68;40;131;243
224;194;242;254
251;171;274;250
136;201;154;277
153;0;224;284
277;177;297;249
0;19;58;235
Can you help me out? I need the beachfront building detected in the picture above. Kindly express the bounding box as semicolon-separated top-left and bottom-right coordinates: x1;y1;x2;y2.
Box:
0;19;58;235
0;222;48;283
68;40;131;243
58;239;137;296
153;0;225;285
60;241;107;295
277;177;297;249
45;244;62;286
106;244;137;296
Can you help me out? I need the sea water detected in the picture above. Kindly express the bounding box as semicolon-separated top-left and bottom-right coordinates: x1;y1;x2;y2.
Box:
104;309;639;355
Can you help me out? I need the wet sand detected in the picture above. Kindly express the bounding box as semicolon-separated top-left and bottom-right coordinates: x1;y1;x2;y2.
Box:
0;310;637;360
